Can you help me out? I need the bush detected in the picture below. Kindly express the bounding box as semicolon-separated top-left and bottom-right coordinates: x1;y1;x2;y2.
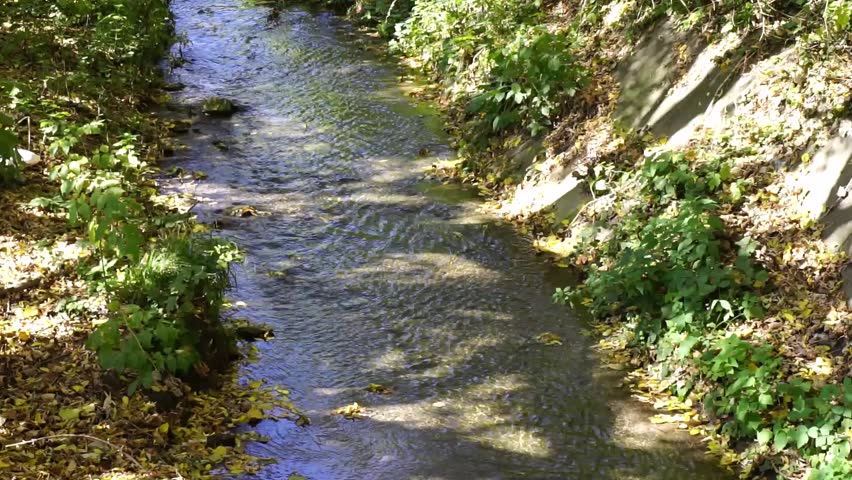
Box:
0;122;21;186
561;151;765;343
469;28;586;135
393;0;540;82
88;236;242;393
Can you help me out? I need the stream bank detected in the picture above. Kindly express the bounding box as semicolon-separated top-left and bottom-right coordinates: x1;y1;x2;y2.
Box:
0;0;293;477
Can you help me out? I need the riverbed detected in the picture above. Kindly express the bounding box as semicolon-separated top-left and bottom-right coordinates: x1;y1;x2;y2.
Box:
163;1;729;478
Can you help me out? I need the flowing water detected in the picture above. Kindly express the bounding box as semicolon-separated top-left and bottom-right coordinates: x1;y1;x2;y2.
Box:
164;1;730;478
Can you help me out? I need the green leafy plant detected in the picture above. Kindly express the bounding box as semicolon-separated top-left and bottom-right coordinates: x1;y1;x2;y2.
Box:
701;335;780;437
562;151;766;343
34;118;243;392
469;28;586;135
87;236;242;394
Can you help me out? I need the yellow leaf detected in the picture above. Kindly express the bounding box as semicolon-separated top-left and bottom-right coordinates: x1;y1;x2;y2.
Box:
17;330;30;342
247;407;265;420
366;383;392;394
535;332;563;346
209;445;228;463
333;402;367;419
59;408;81;421
22;305;39;318
158;423;170;434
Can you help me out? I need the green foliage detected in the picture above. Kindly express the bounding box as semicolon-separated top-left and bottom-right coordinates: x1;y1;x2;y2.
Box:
355;0;417;35
392;0;585;134
87;237;242;394
42;129;244;391
469;28;586;135
561;151;766;343
2;0;241;393
393;0;540;78
701;335;780;437
0;113;21;186
812;455;852;480
826;0;852;32
557;149;852;473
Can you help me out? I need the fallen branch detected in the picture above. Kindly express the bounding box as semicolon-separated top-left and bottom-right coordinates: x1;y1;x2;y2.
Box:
4;434;145;471
384;0;399;25
568;192;615;228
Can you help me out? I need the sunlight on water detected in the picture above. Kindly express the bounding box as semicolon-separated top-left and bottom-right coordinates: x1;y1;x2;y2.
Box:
161;0;732;478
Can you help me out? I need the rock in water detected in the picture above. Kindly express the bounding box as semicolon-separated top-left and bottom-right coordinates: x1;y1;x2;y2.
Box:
235;325;274;341
202;97;237;116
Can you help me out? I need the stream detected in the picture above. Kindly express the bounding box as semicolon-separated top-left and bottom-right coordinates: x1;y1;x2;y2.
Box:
163;1;730;478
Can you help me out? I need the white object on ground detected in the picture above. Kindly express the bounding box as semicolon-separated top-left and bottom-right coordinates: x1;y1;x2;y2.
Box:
16;148;41;166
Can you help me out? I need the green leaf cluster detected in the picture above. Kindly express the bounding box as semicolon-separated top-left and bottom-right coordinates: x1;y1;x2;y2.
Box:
558;149;852;475
1;0;242;393
567;151;766;342
469;28;587;135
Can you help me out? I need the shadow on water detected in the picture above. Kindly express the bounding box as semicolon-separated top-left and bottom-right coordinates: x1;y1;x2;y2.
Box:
162;1;732;478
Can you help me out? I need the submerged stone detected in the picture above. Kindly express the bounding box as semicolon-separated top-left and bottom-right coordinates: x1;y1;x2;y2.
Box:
163;82;186;92
203;97;238;116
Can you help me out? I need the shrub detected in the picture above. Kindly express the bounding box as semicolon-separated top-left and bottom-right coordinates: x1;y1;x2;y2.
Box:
87;236;242;393
469;28;586;135
0;118;21;186
562;151;766;343
393;0;540;82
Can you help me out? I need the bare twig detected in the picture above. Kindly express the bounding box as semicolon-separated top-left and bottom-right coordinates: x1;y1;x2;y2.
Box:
384;0;399;25
4;434;145;471
568;191;615;228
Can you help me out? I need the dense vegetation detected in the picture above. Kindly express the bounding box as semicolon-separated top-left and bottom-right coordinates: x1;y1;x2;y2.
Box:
303;0;852;478
0;0;290;477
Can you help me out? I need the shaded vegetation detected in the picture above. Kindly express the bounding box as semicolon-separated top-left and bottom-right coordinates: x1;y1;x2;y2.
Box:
1;0;294;477
3;0;852;477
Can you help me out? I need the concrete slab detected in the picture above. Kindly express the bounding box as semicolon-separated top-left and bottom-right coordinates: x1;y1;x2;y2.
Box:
614;20;681;131
801;130;852;223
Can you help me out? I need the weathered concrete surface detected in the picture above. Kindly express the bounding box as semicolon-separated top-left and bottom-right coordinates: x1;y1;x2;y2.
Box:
614;20;684;132
503;19;852;301
800;127;852;224
809;121;852;304
499;138;592;223
500;160;588;223
647;34;749;145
